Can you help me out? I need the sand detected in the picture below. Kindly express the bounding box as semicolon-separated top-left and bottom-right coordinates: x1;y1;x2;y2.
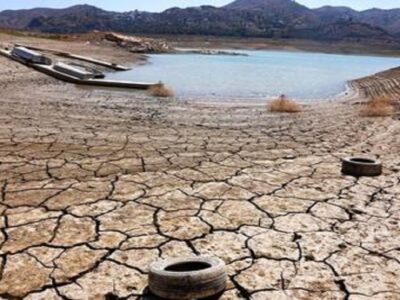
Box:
0;33;399;299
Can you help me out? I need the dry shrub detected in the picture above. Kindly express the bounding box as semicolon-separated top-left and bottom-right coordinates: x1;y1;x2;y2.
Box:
267;95;301;113
149;82;174;98
360;96;394;117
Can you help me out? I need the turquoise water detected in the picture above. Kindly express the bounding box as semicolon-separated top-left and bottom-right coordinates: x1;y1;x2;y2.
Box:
107;50;400;101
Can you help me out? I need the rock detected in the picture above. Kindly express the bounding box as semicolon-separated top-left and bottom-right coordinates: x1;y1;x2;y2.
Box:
104;32;173;53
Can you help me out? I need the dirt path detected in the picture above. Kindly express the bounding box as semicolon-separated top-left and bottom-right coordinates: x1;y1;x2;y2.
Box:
0;35;400;299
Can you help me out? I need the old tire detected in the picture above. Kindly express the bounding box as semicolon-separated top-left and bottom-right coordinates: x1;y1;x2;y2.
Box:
149;257;227;300
342;157;382;177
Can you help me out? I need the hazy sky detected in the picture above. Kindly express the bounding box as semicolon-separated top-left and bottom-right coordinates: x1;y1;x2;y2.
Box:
0;0;399;12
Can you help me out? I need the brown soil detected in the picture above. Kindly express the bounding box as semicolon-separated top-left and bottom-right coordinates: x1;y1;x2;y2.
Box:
0;33;400;299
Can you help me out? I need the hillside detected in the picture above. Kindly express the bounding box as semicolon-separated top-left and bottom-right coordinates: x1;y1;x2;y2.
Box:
0;0;399;43
225;0;307;10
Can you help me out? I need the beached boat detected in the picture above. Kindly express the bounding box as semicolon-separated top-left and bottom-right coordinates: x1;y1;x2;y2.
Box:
0;47;157;90
11;46;52;65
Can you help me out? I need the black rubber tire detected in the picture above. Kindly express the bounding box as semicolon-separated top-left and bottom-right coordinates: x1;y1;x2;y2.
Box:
342;157;382;177
149;257;227;300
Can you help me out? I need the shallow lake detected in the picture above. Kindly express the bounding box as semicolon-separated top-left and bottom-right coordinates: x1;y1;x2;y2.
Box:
107;50;400;101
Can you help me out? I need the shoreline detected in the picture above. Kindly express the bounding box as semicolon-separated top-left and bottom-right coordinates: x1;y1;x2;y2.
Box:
112;48;399;105
174;47;400;59
150;34;400;58
1;30;398;105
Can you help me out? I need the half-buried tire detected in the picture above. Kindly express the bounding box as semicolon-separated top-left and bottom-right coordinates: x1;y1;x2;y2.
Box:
149;257;227;300
342;157;382;177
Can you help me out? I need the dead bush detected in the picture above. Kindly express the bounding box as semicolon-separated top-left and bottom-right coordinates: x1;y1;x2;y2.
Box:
267;95;301;113
360;96;394;117
149;82;174;98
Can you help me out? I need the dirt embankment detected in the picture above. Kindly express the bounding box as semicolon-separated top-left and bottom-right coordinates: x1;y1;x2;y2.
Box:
350;67;400;100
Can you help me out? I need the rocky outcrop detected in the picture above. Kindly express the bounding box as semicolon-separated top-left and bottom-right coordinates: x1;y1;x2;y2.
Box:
104;32;172;53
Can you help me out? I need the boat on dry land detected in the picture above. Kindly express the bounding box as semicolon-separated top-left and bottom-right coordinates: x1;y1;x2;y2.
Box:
0;46;158;90
15;43;131;71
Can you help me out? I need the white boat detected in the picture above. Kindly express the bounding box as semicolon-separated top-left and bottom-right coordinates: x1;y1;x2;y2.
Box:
11;46;52;65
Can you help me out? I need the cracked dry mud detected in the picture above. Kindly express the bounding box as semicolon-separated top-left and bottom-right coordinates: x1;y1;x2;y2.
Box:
0;36;400;300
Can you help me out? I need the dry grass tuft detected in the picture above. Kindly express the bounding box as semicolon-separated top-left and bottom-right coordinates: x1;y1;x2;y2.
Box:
149;83;174;98
360;96;394;117
267;95;301;113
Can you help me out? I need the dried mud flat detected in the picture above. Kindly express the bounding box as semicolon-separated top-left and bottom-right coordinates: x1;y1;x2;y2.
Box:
0;35;400;300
